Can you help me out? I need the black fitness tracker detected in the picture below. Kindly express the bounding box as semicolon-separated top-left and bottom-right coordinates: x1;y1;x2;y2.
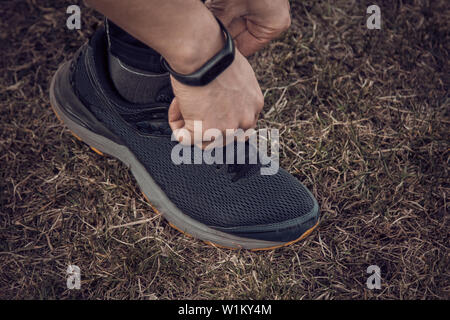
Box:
160;18;235;86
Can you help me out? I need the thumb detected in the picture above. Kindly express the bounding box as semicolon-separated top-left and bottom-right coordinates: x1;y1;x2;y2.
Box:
204;1;234;26
168;97;184;130
234;30;269;57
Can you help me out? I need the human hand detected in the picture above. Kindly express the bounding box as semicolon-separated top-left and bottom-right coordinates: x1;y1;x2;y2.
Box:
205;0;292;56
168;49;264;148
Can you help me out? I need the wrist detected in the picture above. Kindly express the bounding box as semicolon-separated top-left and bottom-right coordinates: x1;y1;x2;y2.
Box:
163;14;225;74
161;17;235;86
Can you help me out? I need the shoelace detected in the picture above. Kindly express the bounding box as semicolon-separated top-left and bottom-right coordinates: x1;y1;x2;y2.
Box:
218;140;261;182
121;106;171;135
127;87;260;182
119;85;173;135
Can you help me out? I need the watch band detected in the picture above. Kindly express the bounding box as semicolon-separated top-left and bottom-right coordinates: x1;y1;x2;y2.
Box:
160;18;235;86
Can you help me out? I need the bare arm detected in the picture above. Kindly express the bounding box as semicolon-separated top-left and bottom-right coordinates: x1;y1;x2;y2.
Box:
85;0;224;74
85;0;264;147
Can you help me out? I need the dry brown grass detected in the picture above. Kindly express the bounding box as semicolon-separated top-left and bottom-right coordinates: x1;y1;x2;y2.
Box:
0;0;448;299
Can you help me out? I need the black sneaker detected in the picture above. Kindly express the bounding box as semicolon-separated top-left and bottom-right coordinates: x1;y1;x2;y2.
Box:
49;27;319;250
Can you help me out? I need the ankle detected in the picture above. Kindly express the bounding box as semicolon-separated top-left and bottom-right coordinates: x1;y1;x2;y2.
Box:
107;51;170;104
106;19;164;74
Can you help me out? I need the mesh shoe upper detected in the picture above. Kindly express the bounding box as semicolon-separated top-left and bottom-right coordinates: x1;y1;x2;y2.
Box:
70;28;319;240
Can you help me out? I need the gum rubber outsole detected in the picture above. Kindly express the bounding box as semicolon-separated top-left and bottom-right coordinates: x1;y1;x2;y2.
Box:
49;62;319;250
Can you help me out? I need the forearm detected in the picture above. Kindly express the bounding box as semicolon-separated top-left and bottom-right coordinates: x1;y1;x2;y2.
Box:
85;0;224;74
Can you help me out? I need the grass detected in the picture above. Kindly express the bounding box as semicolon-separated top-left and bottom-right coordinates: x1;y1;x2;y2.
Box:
0;0;448;299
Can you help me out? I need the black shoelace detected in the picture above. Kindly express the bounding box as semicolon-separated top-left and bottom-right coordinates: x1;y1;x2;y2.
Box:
126;87;260;182
217;140;261;182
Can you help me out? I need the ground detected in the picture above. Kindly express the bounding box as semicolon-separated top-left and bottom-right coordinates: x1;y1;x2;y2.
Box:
0;0;448;299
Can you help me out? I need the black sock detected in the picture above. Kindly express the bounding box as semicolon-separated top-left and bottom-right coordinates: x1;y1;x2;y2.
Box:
105;19;170;104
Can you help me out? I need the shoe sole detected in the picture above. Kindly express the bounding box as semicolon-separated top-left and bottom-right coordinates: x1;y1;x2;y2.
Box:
49;62;319;250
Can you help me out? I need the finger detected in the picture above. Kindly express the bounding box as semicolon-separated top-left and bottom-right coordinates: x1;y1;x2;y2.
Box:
168;98;192;145
223;128;255;144
234;30;269;57
253;112;260;127
202;135;223;150
199;140;217;150
202;127;224;150
239;112;258;130
205;2;234;26
168;97;184;132
227;17;246;39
